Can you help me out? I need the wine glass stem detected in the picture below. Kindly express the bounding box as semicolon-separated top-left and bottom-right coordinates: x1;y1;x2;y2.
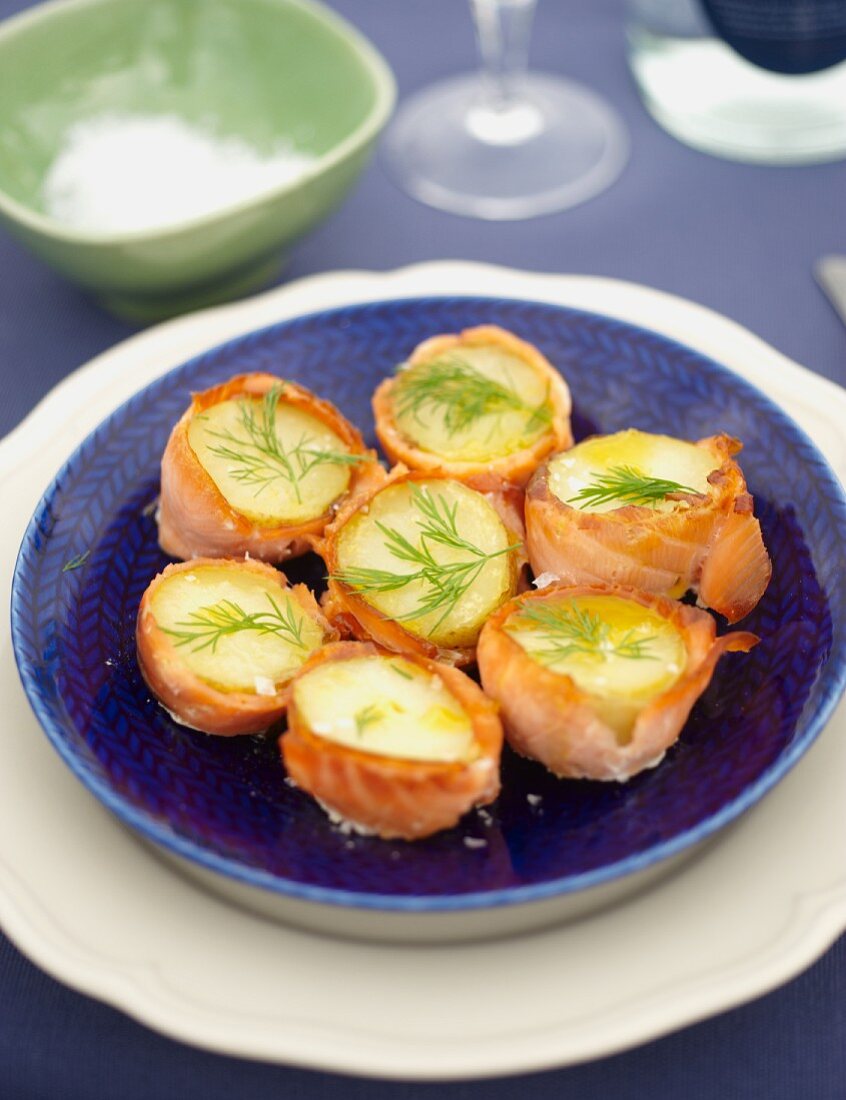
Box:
470;0;537;109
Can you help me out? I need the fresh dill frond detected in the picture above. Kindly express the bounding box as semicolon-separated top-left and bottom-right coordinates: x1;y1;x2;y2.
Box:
567;465;700;510
406;481;492;556
354;704;383;737
203;385;365;504
392;356;551;438
161;592;307;654
332;483;519;635
513;601;657;664
62;550;90;573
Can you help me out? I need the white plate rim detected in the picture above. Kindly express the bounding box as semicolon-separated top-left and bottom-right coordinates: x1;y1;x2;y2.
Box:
1;261;845;1080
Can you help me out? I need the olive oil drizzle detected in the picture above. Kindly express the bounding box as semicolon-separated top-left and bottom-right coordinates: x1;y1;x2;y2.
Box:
512;600;657;665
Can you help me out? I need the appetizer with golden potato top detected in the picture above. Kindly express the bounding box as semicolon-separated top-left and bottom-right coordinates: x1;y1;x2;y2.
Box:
158;372;381;563
322;470;524;665
137;558;335;736
373;325;572;494
526;429;771;623
281;642;503;840
478;583;758;782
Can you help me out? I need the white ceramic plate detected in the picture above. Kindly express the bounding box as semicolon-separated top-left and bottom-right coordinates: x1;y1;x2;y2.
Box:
2;263;845;1080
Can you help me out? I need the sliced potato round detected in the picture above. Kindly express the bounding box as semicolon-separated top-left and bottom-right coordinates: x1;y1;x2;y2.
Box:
373;325;572;492
188;398;355;525
137;558;334;736
392;345;550;461
282;642;503;840
149;563;326;693
157;373;380;563
526;432;772;622
478;583;758;781
292;655;477;764
324;472;522;663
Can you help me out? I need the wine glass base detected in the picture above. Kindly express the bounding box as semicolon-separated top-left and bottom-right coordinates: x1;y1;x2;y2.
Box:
382;72;629;220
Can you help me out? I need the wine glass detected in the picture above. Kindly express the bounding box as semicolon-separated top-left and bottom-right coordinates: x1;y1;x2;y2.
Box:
382;0;629;220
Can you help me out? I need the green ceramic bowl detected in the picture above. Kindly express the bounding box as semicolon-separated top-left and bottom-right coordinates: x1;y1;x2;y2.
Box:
0;0;395;320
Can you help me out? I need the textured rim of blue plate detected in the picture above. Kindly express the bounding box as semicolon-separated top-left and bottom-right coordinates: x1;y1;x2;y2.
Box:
11;295;846;914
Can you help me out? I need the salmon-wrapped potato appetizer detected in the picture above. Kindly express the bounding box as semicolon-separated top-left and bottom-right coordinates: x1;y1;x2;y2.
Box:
281;642;503;840
477;583;758;782
158;373;381;562
526;429;772;623
372;325;572;494
137;558;335;736
322;470;523;666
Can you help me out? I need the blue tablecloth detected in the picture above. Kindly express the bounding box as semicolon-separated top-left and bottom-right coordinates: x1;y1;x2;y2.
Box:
1;0;845;1096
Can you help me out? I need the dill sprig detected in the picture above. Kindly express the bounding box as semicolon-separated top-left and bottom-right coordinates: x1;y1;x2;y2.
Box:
162;592;307;654
332;483;519;635
513;601;656;664
62;550;90;573
354;704;383;737
567;465;700;510
204;385;364;504
392;355;551;438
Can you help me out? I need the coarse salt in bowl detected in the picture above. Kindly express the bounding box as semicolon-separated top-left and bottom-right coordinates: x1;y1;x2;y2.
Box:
0;0;395;320
41;113;320;236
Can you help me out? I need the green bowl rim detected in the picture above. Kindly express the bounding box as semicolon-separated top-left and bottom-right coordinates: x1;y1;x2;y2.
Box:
0;0;396;246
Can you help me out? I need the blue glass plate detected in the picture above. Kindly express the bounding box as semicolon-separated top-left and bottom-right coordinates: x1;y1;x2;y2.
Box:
11;297;846;914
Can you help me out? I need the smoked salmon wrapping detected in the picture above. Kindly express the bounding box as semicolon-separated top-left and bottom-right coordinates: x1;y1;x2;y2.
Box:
525;434;772;623
281;642;503;840
321;467;525;667
372;325;573;495
157;372;382;562
477;583;758;782
137;558;335;736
